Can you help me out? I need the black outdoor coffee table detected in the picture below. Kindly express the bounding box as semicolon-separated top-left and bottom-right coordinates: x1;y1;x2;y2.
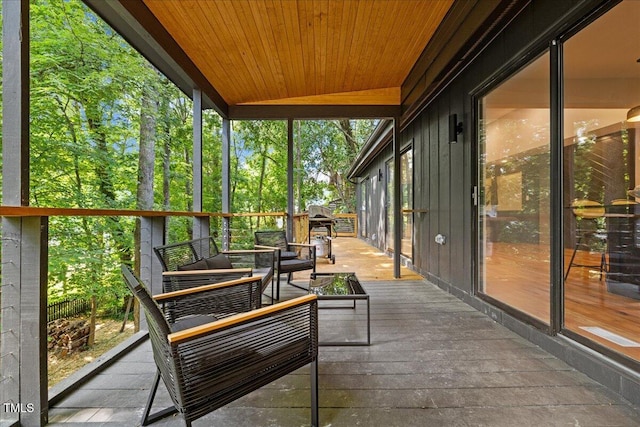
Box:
308;272;370;346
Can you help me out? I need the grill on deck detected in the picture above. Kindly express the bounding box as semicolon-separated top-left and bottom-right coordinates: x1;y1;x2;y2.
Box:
308;205;336;263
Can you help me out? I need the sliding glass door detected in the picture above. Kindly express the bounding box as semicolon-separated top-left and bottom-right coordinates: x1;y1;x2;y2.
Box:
478;53;551;324
562;0;640;362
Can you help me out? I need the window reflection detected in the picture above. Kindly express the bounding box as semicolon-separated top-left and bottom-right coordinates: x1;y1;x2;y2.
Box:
563;0;640;362
479;54;551;323
401;149;413;258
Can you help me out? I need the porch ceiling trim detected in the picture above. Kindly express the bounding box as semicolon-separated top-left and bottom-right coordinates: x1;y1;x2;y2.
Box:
229;104;401;120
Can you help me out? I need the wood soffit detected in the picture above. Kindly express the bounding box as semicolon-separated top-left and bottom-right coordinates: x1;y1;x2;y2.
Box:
92;0;514;119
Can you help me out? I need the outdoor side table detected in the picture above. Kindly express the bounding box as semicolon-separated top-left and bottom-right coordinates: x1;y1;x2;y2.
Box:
309;272;370;346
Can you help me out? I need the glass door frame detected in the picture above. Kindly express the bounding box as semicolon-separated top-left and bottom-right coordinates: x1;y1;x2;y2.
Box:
473;49;555;334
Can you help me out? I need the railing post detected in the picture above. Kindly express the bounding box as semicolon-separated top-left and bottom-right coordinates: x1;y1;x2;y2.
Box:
287;118;295;241
1;216;49;426
193;217;210;241
222;214;231;250
139;216;166;298
222;118;231;250
393;117;402;278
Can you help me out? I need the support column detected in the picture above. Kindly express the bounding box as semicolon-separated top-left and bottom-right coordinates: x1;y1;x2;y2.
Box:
393;117;402;278
222;118;231;250
1;1;48;425
287;118;295;241
192;89;209;239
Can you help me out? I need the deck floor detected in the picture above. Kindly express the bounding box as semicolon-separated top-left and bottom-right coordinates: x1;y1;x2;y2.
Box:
48;238;640;426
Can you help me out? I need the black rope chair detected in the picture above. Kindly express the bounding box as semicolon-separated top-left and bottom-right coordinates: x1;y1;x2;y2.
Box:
254;230;317;299
154;236;276;303
121;265;319;427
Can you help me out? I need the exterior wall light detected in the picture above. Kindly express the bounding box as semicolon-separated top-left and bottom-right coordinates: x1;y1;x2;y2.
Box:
449;113;463;143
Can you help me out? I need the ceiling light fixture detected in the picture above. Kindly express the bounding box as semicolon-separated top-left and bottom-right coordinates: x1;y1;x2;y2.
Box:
628;58;640;122
627;105;640;122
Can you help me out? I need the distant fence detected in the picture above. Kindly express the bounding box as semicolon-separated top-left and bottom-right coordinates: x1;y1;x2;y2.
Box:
47;298;91;322
334;214;357;237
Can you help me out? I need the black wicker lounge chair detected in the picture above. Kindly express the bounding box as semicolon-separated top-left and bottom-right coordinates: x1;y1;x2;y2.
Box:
121;265;319;427
254;230;317;299
154;236;276;303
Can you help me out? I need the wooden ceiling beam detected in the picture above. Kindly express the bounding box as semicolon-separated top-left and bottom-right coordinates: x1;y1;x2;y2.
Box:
229;104;401;120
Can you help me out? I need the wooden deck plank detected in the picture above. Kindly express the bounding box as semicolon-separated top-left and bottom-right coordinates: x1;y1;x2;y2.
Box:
296;236;423;281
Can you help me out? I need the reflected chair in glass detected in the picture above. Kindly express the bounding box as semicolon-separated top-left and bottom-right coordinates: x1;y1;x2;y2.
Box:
564;199;607;281
606;198;639;285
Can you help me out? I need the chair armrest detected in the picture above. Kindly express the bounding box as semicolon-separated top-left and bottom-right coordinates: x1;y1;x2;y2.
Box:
162;267;253;277
168;294;317;344
288;243;317;261
154;276;263;302
255;244;280;252
288;243;315;248
223;249;276;271
156;276;264;320
222;249;275;254
254;244;283;263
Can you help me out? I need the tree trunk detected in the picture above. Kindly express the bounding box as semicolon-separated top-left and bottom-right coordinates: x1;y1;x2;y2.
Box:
88;295;97;347
257;150;267;229
134;78;158;332
337;120;358;212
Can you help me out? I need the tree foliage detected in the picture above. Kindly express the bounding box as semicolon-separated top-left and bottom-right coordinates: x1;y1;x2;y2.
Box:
3;0;375;329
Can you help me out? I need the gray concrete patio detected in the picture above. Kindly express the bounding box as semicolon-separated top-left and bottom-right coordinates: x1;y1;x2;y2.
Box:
48;278;640;426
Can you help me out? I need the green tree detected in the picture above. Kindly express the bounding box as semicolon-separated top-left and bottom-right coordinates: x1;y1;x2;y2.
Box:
30;0;157;342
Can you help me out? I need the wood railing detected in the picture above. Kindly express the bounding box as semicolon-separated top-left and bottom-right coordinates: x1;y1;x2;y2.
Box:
292;212;358;244
0;204;357;408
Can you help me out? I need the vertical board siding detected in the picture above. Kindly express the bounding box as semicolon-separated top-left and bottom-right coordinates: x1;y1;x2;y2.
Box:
428;107;440;280
449;81;467;291
438;98;452;283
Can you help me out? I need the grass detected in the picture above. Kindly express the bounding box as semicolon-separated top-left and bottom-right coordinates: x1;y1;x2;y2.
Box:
47;316;135;388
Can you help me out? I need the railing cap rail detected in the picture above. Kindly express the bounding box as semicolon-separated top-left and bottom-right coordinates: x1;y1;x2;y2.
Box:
0;206;288;218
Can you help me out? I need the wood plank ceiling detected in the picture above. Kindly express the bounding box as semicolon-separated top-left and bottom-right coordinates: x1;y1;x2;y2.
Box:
142;0;453;108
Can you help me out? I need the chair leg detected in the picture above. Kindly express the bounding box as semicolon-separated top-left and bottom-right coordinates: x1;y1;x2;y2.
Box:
271;274;275;303
599;251;607;281
564;237;582;281
310;360;319;427
141;370;178;426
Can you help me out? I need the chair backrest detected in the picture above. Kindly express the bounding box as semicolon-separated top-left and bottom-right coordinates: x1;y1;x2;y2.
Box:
571;199;605;219
121;265;184;409
191;236;221;260
121;265;171;337
255;230;289;251
611;198;638;206
154;236;221;271
154;241;199;271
